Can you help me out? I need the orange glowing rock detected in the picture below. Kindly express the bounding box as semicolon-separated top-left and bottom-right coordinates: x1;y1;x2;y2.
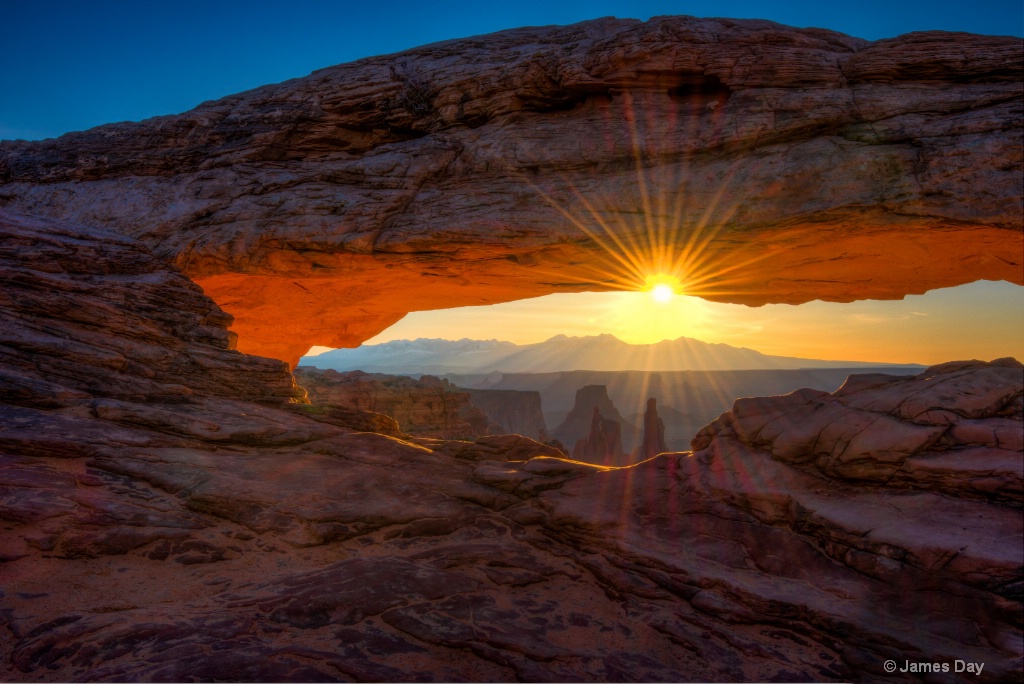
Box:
1;17;1020;366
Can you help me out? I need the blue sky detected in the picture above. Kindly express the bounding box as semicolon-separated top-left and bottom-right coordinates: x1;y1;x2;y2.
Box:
2;0;1022;140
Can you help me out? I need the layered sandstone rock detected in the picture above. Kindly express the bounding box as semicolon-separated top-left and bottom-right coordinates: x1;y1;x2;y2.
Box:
692;359;1024;506
0;210;304;407
294;367;489;439
638;397;668;459
553;384;638;449
1;17;1020;364
571;407;627;466
0;212;1021;682
463;387;548;440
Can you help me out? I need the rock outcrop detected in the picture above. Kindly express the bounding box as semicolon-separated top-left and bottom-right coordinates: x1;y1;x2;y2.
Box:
553;384;638;449
638;397;668;459
0;210;305;408
1;17;1020;364
571;407;627;466
0;211;1021;682
692;358;1024;506
463;388;547;440
294;367;488;439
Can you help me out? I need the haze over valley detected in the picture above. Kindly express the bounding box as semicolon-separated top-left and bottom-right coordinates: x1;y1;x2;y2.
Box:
303;333;924;375
301;334;925;454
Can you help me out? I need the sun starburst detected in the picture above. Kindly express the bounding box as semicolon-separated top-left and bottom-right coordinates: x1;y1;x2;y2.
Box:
511;87;780;309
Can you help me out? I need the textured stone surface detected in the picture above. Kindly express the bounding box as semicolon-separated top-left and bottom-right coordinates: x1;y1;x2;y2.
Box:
1;17;1020;364
639;397;668;459
0;211;1021;682
572;407;627;466
0;210;304;407
294;367;489;439
463;387;548;440
553;384;638;450
692;359;1024;505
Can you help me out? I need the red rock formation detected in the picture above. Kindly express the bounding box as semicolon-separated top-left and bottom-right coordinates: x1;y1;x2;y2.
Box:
638;397;667;459
294;367;488;439
571;407;626;465
0;18;1019;364
0;211;1020;681
0;210;304;407
463;387;547;440
553;384;638;449
692;358;1024;505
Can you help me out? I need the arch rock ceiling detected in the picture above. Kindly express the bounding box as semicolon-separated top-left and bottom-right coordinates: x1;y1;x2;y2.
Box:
1;16;1021;365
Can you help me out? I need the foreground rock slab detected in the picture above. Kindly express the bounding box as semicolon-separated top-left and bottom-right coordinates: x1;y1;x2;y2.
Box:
1;210;1021;682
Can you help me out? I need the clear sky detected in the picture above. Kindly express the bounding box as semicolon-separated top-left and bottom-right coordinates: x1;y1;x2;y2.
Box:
2;0;1022;141
4;1;1023;365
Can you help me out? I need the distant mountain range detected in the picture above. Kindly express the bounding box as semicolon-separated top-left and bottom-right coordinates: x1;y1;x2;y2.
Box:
301;334;923;374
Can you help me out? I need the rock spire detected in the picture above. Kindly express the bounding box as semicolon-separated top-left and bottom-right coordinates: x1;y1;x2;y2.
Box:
638;397;667;459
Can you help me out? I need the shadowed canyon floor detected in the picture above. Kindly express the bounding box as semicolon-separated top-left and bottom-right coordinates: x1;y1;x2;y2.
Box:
1;16;1021;364
1;211;1022;682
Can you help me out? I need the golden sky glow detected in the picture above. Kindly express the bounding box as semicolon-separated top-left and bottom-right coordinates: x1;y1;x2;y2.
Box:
314;280;1024;365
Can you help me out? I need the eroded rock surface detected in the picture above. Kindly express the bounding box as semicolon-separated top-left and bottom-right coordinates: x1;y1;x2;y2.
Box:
572;407;628;466
554;384;639;450
639;397;668;459
294;367;488;439
692;359;1024;506
1;213;1021;681
463;387;548;441
0;210;304;408
1;17;1020;363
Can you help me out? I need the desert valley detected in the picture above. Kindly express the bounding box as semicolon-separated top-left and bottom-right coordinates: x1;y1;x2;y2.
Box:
298;335;926;457
0;6;1022;683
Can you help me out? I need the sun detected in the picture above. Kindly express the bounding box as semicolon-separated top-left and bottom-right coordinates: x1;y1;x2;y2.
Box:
645;274;681;303
651;284;674;303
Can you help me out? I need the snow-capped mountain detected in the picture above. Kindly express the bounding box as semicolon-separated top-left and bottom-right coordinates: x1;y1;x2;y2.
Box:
301;334;920;374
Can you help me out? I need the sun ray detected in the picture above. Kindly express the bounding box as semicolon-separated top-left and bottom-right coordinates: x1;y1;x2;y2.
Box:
497;77;797;314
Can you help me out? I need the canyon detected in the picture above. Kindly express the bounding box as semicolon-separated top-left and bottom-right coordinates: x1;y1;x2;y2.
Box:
462;388;548;442
0;13;1021;683
293;368;489;440
1;208;1020;682
449;367;927;452
553;384;639;457
294;368;549;442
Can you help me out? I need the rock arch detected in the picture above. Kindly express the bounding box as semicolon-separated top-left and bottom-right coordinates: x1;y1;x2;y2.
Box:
1;16;1020;365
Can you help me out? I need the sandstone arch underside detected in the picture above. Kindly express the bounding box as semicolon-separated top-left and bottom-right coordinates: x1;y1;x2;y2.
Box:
1;16;1020;365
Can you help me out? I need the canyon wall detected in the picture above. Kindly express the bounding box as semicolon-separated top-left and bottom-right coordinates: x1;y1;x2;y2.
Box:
552;384;639;451
294;368;489;439
463;388;547;440
0;210;304;409
571;407;627;466
0;17;1020;364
